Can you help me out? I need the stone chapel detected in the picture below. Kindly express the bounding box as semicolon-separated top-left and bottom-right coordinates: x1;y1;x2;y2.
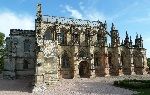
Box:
3;4;148;85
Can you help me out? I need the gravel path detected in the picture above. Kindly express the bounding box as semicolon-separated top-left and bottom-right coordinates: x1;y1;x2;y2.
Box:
1;75;150;95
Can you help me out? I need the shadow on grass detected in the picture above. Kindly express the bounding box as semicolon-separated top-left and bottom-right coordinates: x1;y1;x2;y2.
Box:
0;77;33;93
133;89;150;95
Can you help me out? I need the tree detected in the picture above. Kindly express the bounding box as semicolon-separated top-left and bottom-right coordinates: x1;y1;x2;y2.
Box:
0;32;5;73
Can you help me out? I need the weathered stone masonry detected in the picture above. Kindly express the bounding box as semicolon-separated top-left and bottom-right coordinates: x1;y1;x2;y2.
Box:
3;29;36;78
3;4;148;85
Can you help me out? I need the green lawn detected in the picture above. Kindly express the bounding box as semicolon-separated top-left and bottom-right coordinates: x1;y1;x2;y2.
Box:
113;79;150;95
132;89;150;95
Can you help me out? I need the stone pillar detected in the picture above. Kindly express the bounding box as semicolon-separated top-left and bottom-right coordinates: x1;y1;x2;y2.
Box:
133;48;148;75
34;51;45;85
131;64;135;75
104;47;110;77
142;52;148;75
118;67;123;76
130;51;135;75
104;67;110;77
104;57;110;77
118;56;124;76
73;64;80;78
57;55;62;79
90;46;95;78
90;58;95;78
73;46;80;78
111;47;123;76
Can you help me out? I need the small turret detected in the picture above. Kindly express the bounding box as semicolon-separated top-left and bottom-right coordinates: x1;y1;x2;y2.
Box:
140;35;142;40
134;33;143;48
129;36;132;47
104;20;107;30
121;40;124;46
124;31;130;47
110;23;120;47
111;23;115;30
140;35;143;48
36;3;42;21
126;31;129;38
136;33;138;39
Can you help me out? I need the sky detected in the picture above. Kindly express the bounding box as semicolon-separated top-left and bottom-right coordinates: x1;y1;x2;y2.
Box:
0;0;150;57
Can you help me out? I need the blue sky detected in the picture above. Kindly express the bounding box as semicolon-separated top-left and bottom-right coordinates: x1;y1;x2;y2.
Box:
0;0;150;57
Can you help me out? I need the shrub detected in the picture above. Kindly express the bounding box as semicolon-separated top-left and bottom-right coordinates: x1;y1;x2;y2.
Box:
113;79;150;89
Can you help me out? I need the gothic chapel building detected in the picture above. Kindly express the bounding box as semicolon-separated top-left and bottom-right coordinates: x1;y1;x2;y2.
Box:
3;4;148;85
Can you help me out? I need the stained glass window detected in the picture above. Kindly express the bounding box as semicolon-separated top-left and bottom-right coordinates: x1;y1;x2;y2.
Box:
44;30;53;40
61;52;70;68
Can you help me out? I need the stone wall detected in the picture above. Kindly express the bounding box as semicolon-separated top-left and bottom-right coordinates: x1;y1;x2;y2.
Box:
3;29;36;79
34;3;149;86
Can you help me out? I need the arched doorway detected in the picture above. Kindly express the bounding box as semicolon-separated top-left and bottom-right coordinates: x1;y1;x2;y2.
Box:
79;61;90;78
61;51;73;79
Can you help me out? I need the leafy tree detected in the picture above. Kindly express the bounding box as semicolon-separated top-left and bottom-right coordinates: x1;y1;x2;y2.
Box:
0;32;5;73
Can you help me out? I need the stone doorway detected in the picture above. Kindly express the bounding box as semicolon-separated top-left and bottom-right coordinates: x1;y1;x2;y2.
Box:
79;61;90;78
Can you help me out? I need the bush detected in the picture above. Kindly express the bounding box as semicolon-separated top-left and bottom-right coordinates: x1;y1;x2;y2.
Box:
114;79;150;89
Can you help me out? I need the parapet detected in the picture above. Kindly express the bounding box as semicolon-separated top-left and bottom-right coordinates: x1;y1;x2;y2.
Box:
42;15;106;28
9;29;35;36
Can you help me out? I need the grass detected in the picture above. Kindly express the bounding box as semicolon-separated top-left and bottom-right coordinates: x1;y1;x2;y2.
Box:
133;89;150;95
114;79;150;95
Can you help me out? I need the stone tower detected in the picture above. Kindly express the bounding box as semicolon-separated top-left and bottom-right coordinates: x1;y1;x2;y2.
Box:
94;21;109;77
121;31;134;75
35;3;59;85
109;23;122;76
133;34;148;75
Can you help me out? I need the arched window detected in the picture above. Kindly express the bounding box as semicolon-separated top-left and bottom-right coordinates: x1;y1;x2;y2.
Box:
44;29;53;40
121;52;124;66
61;32;65;43
79;50;86;58
94;52;99;66
85;31;89;40
73;31;79;44
97;33;100;42
23;60;29;69
58;31;67;44
61;52;70;68
24;39;30;52
108;52;112;67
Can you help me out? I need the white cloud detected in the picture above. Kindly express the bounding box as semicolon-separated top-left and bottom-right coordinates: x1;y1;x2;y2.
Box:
0;10;34;37
64;5;106;22
65;5;83;19
85;11;106;21
108;2;139;22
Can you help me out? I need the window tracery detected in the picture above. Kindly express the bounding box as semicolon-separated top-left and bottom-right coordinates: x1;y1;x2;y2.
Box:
72;31;79;44
59;31;67;45
79;50;86;58
23;60;29;69
61;52;70;68
24;39;30;52
94;52;99;66
43;29;53;40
